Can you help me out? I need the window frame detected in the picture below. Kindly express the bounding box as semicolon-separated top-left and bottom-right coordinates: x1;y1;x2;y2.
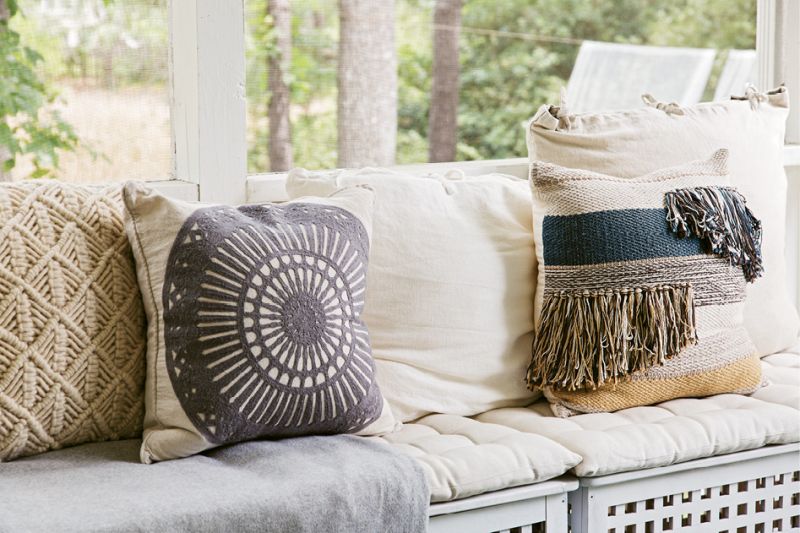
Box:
164;0;800;204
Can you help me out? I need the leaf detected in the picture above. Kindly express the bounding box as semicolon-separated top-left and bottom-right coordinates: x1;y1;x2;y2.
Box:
29;167;49;179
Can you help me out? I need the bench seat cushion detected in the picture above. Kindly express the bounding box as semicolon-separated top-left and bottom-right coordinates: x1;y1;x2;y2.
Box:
373;414;581;503
475;345;800;477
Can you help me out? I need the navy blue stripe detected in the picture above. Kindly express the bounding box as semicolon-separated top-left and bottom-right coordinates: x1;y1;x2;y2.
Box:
543;208;705;266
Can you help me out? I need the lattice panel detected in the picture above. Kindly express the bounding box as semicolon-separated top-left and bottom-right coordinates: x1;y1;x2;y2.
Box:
493;524;545;533
598;470;799;532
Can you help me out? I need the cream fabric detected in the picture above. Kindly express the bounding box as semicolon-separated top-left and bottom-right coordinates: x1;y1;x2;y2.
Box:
373;413;580;503
0;182;146;461
527;87;799;356
286;168;538;422
371;348;798;501
123;183;397;463
475;351;800;477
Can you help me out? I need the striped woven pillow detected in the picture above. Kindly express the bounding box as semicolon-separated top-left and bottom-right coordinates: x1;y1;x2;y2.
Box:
527;149;763;416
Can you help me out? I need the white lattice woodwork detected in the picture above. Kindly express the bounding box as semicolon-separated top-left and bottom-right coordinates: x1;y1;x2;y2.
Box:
569;445;800;532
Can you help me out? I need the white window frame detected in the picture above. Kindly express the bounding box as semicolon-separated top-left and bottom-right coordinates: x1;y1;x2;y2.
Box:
162;0;800;203
149;0;247;204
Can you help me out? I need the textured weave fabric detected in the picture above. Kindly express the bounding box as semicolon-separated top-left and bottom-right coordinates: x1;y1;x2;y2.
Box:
0;182;146;461
529;150;762;416
527;87;799;356
122;183;397;463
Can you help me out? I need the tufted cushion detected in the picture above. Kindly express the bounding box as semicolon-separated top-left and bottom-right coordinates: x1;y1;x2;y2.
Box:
475;348;800;478
755;343;800;410
373;414;580;503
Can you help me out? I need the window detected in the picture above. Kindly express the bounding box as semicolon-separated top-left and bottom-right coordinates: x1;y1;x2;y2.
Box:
244;0;759;174
2;0;170;183
1;0;797;202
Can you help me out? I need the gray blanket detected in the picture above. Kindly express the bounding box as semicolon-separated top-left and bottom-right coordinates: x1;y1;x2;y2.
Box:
0;435;429;533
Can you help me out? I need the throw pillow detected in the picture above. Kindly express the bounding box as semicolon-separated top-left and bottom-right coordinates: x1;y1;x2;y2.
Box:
528;150;763;416
122;183;396;463
527;86;799;356
286;168;537;422
0;182;146;461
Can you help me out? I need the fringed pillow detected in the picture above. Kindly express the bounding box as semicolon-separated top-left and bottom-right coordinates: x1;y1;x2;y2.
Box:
527;149;763;416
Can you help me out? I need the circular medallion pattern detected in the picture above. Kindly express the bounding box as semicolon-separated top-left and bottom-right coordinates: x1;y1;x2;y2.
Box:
162;203;382;444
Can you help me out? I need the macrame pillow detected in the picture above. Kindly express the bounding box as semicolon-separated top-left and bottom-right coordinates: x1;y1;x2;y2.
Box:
527;149;763;416
527;86;798;356
0;182;146;461
122;182;396;463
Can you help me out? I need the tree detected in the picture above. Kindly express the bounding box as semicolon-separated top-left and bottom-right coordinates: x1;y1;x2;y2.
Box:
428;0;461;163
0;0;78;180
267;0;293;172
0;0;12;181
337;0;397;167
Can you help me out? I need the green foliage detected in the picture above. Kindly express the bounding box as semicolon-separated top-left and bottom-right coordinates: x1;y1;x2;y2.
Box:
0;1;78;178
246;0;756;170
247;0;339;171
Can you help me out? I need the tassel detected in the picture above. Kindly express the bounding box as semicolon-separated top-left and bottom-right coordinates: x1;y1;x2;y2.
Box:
527;284;697;391
665;186;763;282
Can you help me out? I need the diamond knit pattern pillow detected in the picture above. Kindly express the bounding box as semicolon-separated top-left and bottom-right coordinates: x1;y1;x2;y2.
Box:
527;149;763;416
0;182;146;461
123;182;396;463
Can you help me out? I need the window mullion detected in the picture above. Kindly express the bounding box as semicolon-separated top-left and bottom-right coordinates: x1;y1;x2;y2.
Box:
170;0;247;204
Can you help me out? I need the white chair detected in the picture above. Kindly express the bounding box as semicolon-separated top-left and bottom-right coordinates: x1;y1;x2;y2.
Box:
713;49;757;101
565;40;715;113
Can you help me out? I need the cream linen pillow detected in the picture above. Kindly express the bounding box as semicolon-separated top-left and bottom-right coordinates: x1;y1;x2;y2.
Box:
527;86;799;356
287;168;537;422
123;183;397;463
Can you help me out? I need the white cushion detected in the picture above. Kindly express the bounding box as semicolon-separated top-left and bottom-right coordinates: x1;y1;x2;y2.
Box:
286;168;538;422
755;342;800;409
372;414;580;503
475;349;800;477
527;88;800;356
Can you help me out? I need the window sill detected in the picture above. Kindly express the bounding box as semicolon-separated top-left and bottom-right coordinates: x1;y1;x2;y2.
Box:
246;145;800;203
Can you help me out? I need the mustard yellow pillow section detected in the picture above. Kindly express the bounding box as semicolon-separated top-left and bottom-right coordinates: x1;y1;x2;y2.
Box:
0;182;146;461
527;150;762;416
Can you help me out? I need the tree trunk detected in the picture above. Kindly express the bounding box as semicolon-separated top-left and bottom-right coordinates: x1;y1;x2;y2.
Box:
337;0;397;168
267;0;293;172
0;0;11;181
428;0;462;163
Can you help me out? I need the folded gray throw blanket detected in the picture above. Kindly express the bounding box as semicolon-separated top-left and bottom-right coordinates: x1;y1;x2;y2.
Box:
0;435;429;533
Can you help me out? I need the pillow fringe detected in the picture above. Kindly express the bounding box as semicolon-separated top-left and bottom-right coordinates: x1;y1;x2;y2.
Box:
665;186;763;282
527;284;697;391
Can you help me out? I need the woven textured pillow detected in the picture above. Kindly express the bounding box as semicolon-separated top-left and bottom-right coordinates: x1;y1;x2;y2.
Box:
527;86;799;356
528;150;763;416
123;183;396;463
0;182;146;461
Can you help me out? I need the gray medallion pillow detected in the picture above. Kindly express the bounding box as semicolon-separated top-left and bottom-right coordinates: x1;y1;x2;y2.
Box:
122;182;397;463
